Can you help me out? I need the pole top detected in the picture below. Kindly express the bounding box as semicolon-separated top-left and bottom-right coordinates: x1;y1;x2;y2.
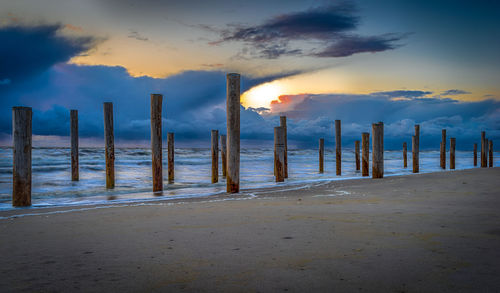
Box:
12;106;32;111
227;73;240;77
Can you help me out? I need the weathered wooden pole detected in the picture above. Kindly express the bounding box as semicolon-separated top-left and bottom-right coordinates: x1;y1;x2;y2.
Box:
411;135;417;173
103;102;115;189
274;126;285;182
372;122;384;179
280;116;288;178
450;137;456;169
319;138;324;173
481;131;486;167
413;125;420;173
221;134;227;178
151;94;163;192
211;130;219;183
440;129;446;169
355;140;360;171
489;140;494;167
362;132;369;176
226;73;240;193
70;109;79;181
167;132;174;183
485;139;489;168
403;142;407;168
335;120;341;176
473;143;477;166
12;107;32;207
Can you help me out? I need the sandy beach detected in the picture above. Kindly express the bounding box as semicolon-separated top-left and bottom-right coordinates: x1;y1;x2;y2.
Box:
1;167;499;292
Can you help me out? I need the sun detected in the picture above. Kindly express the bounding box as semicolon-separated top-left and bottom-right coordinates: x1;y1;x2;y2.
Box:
242;81;284;109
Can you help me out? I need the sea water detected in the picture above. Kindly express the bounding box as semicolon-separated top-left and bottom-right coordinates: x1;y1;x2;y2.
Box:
0;147;497;210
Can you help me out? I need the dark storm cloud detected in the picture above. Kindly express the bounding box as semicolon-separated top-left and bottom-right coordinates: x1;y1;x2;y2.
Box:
217;3;358;43
214;3;407;59
0;62;298;142
313;34;407;58
0;24;99;85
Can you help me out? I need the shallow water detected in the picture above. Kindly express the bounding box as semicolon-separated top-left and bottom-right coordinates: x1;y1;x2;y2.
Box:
0;147;497;210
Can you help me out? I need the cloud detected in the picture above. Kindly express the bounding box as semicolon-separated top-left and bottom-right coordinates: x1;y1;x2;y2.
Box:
313;33;408;58
0;62;291;144
213;3;407;59
370;90;433;99
0;23;100;86
267;92;499;149
127;30;149;41
0;23;497;150
0;22;290;145
441;89;471;96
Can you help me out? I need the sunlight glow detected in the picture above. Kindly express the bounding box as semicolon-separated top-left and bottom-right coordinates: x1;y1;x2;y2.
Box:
242;81;285;109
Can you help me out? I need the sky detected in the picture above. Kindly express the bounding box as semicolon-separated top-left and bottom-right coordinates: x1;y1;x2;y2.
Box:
0;0;499;149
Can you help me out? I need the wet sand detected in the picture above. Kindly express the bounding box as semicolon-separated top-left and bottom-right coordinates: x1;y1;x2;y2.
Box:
1;167;499;292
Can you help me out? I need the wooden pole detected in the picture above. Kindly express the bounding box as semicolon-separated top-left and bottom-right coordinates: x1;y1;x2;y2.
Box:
450;138;456;169
440;141;442;167
151;94;163;192
221;134;227;178
167;132;174;183
335;120;341;176
403;142;407;168
412;135;417;173
355;140;360;171
485;139;489;168
226;73;240;193
211;130;219;183
319;138;324;173
12;107;32;207
372;122;384;179
481;131;486;167
413;125;420;173
70;109;79;181
489;140;494;167
473;143;477;166
280;116;288;178
274;126;285;182
103;102;115;189
362;132;369;176
440;129;446;169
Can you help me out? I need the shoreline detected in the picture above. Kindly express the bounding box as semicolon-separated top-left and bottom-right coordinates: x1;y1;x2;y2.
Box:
0;167;492;218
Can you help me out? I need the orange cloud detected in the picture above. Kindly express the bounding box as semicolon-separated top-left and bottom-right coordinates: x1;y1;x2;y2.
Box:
270;94;310;113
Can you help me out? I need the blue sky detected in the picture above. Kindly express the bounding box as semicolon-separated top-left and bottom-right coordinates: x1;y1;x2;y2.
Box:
0;1;499;149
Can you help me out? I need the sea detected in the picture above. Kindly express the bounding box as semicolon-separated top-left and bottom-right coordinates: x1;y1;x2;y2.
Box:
0;147;497;210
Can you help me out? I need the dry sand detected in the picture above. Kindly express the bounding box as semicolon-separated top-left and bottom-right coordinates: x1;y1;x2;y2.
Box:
1;168;500;292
